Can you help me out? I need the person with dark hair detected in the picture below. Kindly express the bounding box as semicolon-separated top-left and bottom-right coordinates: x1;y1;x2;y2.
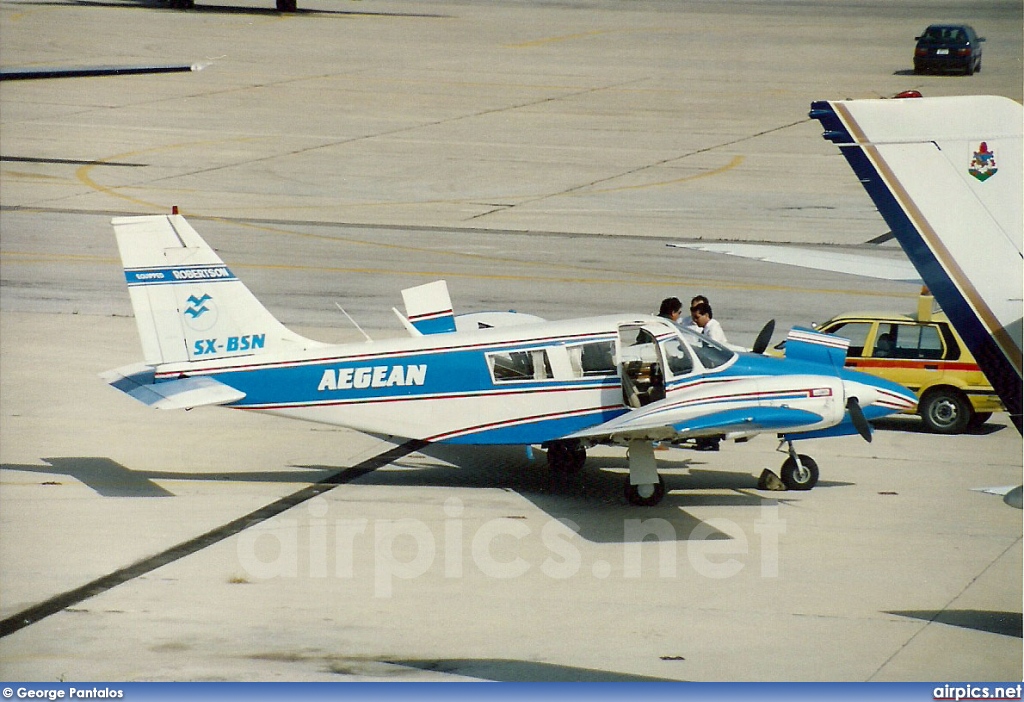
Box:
684;295;708;332
688;295;725;452
691;300;728;345
657;297;683;323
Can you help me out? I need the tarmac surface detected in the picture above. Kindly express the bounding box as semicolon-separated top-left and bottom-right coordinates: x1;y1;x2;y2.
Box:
1;0;1021;682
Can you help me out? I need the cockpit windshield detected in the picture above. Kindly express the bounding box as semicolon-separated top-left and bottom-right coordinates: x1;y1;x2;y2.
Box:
674;324;736;369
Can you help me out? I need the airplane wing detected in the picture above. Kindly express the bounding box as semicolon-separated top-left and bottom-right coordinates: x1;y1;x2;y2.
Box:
567;403;825;443
666;242;922;283
810;95;1023;431
101;363;245;410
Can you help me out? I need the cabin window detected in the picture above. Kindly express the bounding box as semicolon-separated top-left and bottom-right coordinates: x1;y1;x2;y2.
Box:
660;338;694;377
688;333;733;369
567;340;617;377
488;349;553;382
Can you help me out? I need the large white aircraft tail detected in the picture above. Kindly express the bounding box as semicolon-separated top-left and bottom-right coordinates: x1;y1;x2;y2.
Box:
112;214;322;366
810;95;1023;431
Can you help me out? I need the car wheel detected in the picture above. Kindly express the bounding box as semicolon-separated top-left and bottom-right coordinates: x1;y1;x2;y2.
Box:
965;59;975;76
920;388;971;434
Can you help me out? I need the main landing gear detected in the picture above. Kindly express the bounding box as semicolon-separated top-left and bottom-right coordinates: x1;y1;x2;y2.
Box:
545;439;587;474
625;439;665;506
546;438;667;506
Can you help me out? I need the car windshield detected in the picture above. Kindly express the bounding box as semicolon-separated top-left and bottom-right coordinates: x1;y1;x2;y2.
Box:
674;324;735;369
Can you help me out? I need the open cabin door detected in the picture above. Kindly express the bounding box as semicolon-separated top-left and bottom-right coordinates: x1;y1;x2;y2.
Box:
618;324;666;408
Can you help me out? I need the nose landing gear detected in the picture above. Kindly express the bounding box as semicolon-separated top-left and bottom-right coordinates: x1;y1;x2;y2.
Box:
778;440;819;491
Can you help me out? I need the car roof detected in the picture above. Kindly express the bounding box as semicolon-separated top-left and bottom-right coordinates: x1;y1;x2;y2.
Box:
822;310;951;324
923;23;974;31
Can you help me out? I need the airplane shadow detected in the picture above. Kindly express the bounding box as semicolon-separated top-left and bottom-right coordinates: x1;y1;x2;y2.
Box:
0;457;334;498
386;658;684;682
2;444;839;544
303;443;835;543
888;609;1023;638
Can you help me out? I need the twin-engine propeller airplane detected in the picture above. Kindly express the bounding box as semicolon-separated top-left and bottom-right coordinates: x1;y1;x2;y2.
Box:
103;214;916;505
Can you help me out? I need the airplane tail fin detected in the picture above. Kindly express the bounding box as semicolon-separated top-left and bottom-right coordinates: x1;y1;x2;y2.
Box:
810;95;1023;431
112;214;322;366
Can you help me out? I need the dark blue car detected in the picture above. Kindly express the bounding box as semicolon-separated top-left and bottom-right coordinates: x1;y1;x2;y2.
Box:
914;24;985;75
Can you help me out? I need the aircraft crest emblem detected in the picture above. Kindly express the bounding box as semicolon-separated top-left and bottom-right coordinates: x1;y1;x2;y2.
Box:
968;142;998;182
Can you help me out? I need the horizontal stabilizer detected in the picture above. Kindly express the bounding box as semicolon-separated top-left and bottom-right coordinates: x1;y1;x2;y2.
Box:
784;327;849;368
101;363;245;410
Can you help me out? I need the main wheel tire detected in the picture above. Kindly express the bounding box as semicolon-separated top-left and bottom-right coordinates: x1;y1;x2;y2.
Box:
780;454;819;491
546;440;586;474
920;388;971;434
625;476;665;506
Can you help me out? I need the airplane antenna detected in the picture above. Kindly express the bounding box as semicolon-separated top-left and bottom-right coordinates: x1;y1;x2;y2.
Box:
335;302;373;343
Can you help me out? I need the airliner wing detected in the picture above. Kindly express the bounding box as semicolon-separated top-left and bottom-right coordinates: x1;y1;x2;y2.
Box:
810;95;1022;431
667;242;922;283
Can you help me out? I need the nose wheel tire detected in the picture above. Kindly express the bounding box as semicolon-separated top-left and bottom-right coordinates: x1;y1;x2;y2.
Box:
780;454;819;491
625;476;666;506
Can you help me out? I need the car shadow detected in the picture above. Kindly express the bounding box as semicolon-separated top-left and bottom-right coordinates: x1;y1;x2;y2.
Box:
871;417;1007;436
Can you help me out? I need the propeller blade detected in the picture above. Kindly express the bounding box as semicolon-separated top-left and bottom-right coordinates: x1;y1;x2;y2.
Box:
752;319;776;354
847;397;872;443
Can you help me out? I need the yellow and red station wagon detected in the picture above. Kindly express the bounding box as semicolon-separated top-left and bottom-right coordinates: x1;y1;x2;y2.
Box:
770;292;1003;433
810;293;1004;433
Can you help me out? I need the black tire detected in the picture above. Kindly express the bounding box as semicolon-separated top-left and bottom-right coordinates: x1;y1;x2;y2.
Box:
546;440;586;474
276;0;297;10
919;388;971;434
780;454;819;491
625;476;665;506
